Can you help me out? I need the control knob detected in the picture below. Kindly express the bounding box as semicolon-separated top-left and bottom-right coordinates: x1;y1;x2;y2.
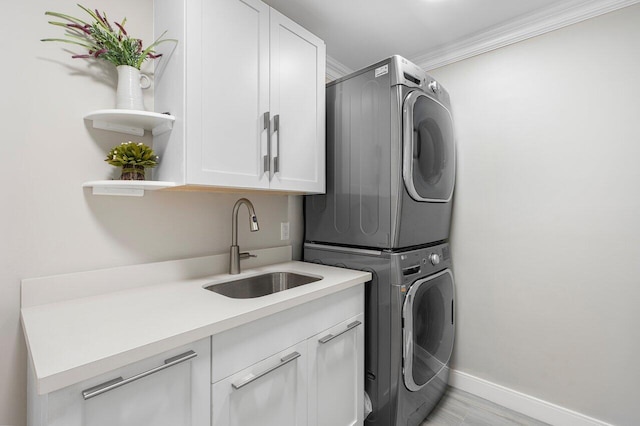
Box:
428;253;440;265
428;81;439;93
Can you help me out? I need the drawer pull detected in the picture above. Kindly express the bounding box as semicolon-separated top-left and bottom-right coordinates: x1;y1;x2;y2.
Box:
81;350;197;400
263;111;271;176
232;351;301;390
319;320;362;344
273;114;280;174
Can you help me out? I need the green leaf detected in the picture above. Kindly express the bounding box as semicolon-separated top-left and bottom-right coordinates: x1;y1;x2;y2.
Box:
44;11;88;25
40;38;95;49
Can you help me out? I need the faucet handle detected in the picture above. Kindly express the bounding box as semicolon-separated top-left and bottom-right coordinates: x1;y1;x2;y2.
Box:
239;252;257;260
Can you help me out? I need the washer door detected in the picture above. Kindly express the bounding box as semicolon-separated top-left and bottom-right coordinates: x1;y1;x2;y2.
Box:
402;91;455;202
402;269;455;392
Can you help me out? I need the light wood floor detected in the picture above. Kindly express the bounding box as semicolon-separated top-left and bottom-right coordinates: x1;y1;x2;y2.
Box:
422;388;550;426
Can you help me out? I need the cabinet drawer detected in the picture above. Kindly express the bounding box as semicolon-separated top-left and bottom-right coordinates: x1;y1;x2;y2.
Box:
31;339;211;426
212;341;307;426
211;284;364;383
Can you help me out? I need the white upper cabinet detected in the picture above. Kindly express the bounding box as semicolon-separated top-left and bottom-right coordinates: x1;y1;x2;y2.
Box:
196;0;270;189
268;10;326;192
154;0;326;193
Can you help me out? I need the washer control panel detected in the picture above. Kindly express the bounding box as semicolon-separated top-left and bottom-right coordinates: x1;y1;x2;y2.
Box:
397;243;451;284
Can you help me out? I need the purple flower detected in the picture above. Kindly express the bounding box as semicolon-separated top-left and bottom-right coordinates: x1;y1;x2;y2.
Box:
95;9;113;32
114;21;127;36
43;5;171;69
67;23;91;35
94;9;106;24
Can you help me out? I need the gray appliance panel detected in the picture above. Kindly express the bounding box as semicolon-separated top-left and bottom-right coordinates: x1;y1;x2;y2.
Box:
305;244;395;424
303;242;454;426
305;56;454;249
307;63;394;248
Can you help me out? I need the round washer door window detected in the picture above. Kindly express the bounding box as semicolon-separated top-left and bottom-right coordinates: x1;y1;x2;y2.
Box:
402;91;455;202
402;269;455;391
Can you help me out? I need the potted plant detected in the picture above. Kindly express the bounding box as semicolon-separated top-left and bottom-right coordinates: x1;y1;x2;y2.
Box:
106;142;158;180
42;5;172;110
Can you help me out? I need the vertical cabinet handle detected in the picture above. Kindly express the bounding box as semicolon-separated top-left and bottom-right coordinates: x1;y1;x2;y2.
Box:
273;114;280;175
263;112;271;176
318;320;362;344
232;351;301;390
81;350;197;400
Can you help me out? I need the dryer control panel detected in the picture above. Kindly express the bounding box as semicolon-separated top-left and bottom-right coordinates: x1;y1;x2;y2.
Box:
387;55;451;106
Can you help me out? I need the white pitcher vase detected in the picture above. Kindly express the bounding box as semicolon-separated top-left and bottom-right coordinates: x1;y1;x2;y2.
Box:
116;65;151;110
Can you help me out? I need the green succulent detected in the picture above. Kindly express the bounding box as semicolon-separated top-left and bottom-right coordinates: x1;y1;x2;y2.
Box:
105;142;158;168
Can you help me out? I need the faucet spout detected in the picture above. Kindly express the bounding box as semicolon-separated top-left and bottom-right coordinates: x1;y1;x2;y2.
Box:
230;198;259;274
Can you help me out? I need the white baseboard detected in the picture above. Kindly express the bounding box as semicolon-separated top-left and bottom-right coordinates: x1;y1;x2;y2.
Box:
449;369;613;426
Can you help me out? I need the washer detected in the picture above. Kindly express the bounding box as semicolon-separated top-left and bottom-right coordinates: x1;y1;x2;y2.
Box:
305;55;455;249
304;242;455;426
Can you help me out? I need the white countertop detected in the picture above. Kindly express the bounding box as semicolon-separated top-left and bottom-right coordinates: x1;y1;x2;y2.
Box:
21;260;370;395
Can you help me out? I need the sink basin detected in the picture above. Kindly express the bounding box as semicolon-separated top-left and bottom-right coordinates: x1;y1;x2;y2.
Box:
204;272;322;299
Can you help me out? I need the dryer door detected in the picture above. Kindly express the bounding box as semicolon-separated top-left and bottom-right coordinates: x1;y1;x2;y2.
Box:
402;91;455;202
402;269;454;392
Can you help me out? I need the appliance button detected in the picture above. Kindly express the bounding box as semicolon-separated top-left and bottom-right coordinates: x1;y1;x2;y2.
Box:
429;253;441;265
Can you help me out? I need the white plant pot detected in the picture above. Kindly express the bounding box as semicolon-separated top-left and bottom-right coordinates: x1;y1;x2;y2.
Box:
116;65;151;110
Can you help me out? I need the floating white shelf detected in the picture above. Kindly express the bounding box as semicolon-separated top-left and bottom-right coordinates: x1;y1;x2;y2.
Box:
84;110;176;137
82;180;177;197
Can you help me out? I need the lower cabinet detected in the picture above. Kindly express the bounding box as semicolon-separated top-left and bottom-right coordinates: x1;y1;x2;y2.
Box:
212;341;308;426
28;339;210;426
28;285;364;426
210;285;365;426
308;316;364;426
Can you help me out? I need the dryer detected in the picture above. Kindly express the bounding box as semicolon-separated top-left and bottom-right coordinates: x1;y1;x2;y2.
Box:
305;55;455;249
304;242;455;426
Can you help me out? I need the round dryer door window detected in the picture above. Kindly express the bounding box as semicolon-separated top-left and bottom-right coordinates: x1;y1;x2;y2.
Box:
402;91;455;202
402;269;455;392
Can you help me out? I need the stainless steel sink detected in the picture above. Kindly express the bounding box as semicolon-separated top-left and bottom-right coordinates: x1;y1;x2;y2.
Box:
204;272;322;299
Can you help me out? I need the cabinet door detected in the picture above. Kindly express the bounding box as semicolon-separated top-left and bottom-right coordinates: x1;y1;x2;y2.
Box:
41;339;210;426
212;341;307;426
307;314;364;426
192;0;270;188
268;9;326;193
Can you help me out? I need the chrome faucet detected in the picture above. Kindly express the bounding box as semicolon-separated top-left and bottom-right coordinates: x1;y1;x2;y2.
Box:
229;198;260;274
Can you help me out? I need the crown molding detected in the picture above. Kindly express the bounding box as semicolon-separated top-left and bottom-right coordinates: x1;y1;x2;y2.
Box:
326;55;353;82
324;0;639;78
413;0;640;71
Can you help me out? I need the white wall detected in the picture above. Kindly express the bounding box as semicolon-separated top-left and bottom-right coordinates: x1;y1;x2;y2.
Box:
429;5;640;425
0;1;302;424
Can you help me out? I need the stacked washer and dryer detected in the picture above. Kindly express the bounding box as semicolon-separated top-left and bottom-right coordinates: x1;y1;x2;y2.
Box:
304;56;456;426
